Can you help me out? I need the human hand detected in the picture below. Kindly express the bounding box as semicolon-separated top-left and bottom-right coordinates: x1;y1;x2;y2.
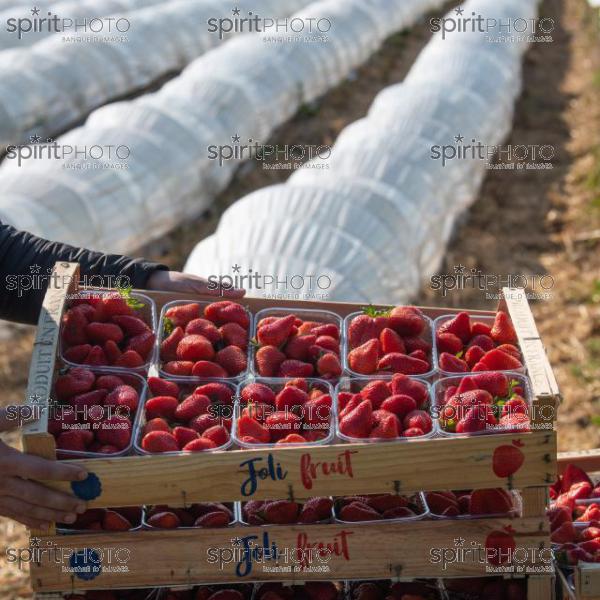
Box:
146;270;245;299
0;409;88;529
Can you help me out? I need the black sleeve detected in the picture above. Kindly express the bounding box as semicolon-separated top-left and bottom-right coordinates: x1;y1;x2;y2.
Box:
0;221;169;325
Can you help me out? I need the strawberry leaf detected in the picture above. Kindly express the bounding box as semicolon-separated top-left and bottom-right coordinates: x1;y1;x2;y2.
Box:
117;285;145;310
456;350;465;359
162;317;174;336
361;304;391;318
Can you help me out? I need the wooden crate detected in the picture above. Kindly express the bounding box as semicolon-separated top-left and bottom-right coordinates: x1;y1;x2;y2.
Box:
21;262;559;593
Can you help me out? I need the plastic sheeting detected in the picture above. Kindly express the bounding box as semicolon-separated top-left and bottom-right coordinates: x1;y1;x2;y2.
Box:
184;0;541;303
0;0;445;253
0;0;315;147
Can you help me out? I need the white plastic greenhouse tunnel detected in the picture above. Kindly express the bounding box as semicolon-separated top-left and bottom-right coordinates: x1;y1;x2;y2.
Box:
184;0;542;303
0;0;446;254
0;0;314;147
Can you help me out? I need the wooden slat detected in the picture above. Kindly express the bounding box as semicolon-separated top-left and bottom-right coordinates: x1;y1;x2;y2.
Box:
528;574;556;600
29;517;550;591
576;563;600;600
558;449;600;476
40;432;556;508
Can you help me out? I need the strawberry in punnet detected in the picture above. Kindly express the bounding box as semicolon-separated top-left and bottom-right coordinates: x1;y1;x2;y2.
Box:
468;334;495;353
171;426;198;449
61;308;89;346
205;301;250;329
370;411;401;439
55;367;95;400
464;345;485;368
379;328;406;354
255;345;286;377
146;395;179;420
190;414;220;434
339;394;362;419
390;373;428;407
56;430;94;452
284;334;317;361
85;322;124;345
202;425;230;447
148;377;179;398
183;437;217;452
161;326;185;361
264;412;302;441
126;331;155;360
348;339;380;374
105;385;139;413
275;384;309;411
191;361;229;378
241;382;276;406
115;350;144;368
471;371;510;397
97;416;131;450
469;489;514;515
83;345;109;366
438;352;469;373
257;315;296;346
360;380;390;409
490;310;518;345
165;303;202;328
195;382;235;405
436;332;463;354
215;345;247;376
339;399;373;439
148;511;182;529
438;312;471;343
378;352;429;375
339;501;381;522
402;410;432;433
277;433;308;444
316;352;342;378
263;500;300;524
388;306;425;336
103;340;122;364
479;348;523;371
163;360;194;376
347;314;383;349
112;314;150;336
174;394;211;421
144;418;171;435
237;415;271;443
63;344;92;363
219;322;248;350
102;510;132;531
176;334;215;362
185;318;222;343
279;359;314;377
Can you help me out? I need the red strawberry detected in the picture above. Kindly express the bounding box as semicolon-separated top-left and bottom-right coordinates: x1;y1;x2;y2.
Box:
439;352;468;373
95;374;125;391
380;328;406;354
105;385;139;413
183;437;217;452
436;332;463;355
148;511;181;528
194;511;231;528
339;399;373;438
69;389;107;413
241;383;276;406
255;345;286;377
390;374;428;407
146;395;179;420
497;344;521;360
348;339;380;374
61;309;89;346
471;321;492;336
347;314;385;349
172;426;198;449
370;411;401;438
163;361;194;376
191;361;228;378
490;311;518;345
177;335;215;362
165;303;201;328
492;440;525;478
195;383;234;405
455;406;492;433
55;367;95;400
339;394;362;419
403;409;432;433
56;430;93;451
311;323;340;339
301;497;334;521
115;350;144;368
388;306;425;336
425;492;459;515
102;510;132;531
316;352;342;377
378;353;429;375
103;340;122;364
279;359;314;377
465;345;486;368
284;334;317;361
204;301;249;329
148;377;180;398
366;495;409;513
480;349;522;371
569;481;593;501
286;378;309;392
439;312;471;343
360;380;391;409
277;434;308;444
502;396;529;418
380;394;417;418
96;416;131;450
562;464;593;492
203;425;230;447
63;344;91;363
469;489;513;515
551;521;577;543
112;315;150;336
471;372;510;397
339;501;380;521
257;315;296;346
237;415;270;443
161;326;185;361
467;335;494;353
94;293;135;321
84;345;109;366
404;337;432;355
219;322;248;349
144;418;171;435
264;500;299;524
315;335;340;354
403;427;425;437
189;414;220;434
265;412;302;441
185;318;221;343
276;386;308;412
215;345;247;376
86;322;124;344
174;394;211;421
126;331;156;360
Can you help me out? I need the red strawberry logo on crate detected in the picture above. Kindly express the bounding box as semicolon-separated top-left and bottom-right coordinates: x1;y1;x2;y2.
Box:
296;529;353;569
300;449;358;490
492;440;525;478
485;525;517;566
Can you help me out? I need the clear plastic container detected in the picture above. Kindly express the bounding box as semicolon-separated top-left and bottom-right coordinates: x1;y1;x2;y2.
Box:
157;299;253;382
432;372;533;438
342;310;435;380
52;367;148;460
333;492;430;524
56;506;144;535
251;307;343;378
423;489;522;520
134;377;236;456
233;377;335;449
142;502;238;530
60;289;158;375
433;314;525;377
335;375;435;443
238;498;335;526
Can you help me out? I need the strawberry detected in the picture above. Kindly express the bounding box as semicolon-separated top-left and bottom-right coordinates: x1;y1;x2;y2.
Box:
93;375;124;392
302;497;334;521
219;322;248;349
316;352;342;378
469;489;513;515
97;416;131;450
277;433;308;444
425;491;459;515
148;377;179;397
191;361;228;378
237;415;270;443
490;310;518;345
380;394;417;418
390;374;428;407
497;344;521;360
502;396;529;418
86;322;124;344
436;332;463;354
61;308;89;346
569;481;593;501
126;331;156;360
403;409;432;433
339;501;380;521
315;335;340;354
456;406;491;433
84;345;109;366
189;414;220;434
378;353;429;375
105;385;139;413
165;303;201;328
185;318;222;343
146;395;178;420
311;323;340;339
195;383;235;405
94;293;135;321
581;526;600;541
161;326;185;361
173;426;199;449
69;388;107;412
265;412;302;441
284;334;317;361
348;314;382;349
257;315;296;346
255;345;286;377
388;306;425;336
471;321;492;336
348;339;380;374
370;411;401;438
465;345;485;368
551;521;577;543
177;335;215;362
202;425;230;447
275;385;309;411
194;511;231;528
144;418;171;435
103;340;122;364
480;349;522;371
562;464;593;492
439;352;468;373
174;394;211;421
404;337;432;355
115;350;144;368
339;399;373;438
285;377;308;392
183;437;217;452
148;511;181;528
380;328;406;354
204;301;249;329
63;344;91;363
279;359;314;377
55;367;95;400
241;383;276;406
215;345;247;376
468;334;495;352
403;427;424;437
359;380;390;409
163;360;194;376
102;510;132;531
455;376;477;394
264;500;300;524
56;430;93;451
471;372;510;397
112;315;150;336
439;312;471;343
242;402;271;422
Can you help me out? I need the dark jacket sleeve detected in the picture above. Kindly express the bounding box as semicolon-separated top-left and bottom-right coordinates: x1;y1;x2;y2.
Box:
0;221;169;325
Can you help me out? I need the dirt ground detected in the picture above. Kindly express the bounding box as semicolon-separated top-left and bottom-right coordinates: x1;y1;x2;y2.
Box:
0;0;598;596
